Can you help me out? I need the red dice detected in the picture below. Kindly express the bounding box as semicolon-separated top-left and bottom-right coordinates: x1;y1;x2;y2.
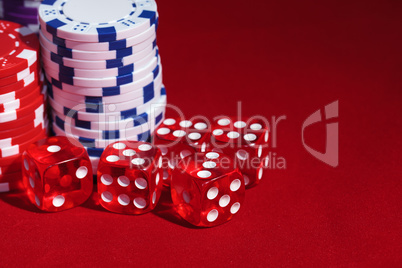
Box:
22;136;93;212
154;117;210;187
97;141;163;214
171;152;245;227
211;117;270;188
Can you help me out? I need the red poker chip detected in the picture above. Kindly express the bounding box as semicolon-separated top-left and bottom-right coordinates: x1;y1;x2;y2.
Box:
0;158;23;176
0;170;22;181
0;71;41;95
0;116;48;139
0;129;47;158
0;21;39;79
0;62;38;87
0;121;47;147
0;78;40;103
0;104;46;129
0;171;23;193
0;178;22;193
0;93;46;124
0;83;43;112
0;154;22;167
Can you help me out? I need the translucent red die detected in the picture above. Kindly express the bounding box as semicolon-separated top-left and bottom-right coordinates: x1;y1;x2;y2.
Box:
97;141;163;214
154;117;210;187
211;117;270;188
22;136;93;212
171;152;245;227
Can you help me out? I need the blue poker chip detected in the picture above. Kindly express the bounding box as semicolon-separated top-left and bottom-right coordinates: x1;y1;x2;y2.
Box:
52;120;153;148
47;66;162;99
45;55;160;87
48;85;166;121
43;48;159;78
39;30;157;60
47;71;162;105
51;96;166;131
51;107;164;140
40;17;158;51
41;41;157;70
39;0;158;42
48;79;162;113
51;107;165;146
52;117;152;140
39;0;166;168
46;62;161;97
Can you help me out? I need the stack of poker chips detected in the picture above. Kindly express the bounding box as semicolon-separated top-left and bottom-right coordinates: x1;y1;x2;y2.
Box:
0;20;48;193
0;0;42;33
38;0;166;172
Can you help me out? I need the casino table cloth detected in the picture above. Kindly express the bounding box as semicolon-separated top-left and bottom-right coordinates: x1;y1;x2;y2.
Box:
0;0;401;266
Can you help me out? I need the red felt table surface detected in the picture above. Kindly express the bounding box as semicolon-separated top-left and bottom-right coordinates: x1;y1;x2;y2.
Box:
1;0;401;266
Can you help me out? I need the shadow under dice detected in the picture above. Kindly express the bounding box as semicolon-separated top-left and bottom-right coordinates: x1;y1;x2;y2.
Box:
97;141;163;214
154;117;211;187
22;136;93;212
171;152;245;227
211;117;270;188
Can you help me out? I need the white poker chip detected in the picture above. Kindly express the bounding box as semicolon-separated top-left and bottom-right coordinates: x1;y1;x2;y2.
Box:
53;122;158;151
51;88;161;114
53;100;166;131
41;43;156;70
49;80;162;110
52;107;165;147
53;112;157;140
42;48;157;78
52;123;146;148
39;0;158;42
40;21;158;51
39;30;156;60
49;89;166;121
47;66;161;98
49;72;162;104
49;89;165;123
45;56;159;87
82;106;160;165
45;65;161;97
